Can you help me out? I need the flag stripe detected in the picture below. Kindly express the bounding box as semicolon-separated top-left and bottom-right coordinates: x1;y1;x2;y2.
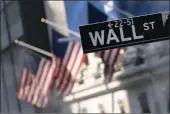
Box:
100;49;120;66
98;48;120;82
71;46;83;78
29;60;47;103
61;47;82;95
55;42;73;86
27;59;46;102
24;74;34;101
35;61;52;106
103;50;110;62
64;54;85;95
27;59;46;103
32;60;51;105
42;58;59;95
57;43;75;89
106;50;113;65
113;49;120;64
58;43;80;93
17;68;28;99
59;44;81;94
17;69;25;99
108;50;116;65
55;59;63;80
54;59;63;92
63;42;74;65
64;54;86;96
39;61;52;95
101;51;104;58
23;72;32;100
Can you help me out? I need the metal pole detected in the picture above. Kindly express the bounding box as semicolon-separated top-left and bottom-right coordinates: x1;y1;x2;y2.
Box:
41;18;81;38
2;0;22;112
14;40;53;57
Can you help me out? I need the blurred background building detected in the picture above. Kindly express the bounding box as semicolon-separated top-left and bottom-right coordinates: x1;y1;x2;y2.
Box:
0;0;61;113
1;0;169;113
1;1;34;112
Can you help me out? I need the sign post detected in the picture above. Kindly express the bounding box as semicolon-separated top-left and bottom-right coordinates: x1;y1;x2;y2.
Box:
79;12;170;54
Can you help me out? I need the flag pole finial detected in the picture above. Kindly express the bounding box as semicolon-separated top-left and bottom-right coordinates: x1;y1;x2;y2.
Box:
14;40;19;44
41;18;46;23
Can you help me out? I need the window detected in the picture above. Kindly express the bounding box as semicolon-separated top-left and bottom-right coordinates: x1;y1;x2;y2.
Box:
6;1;21;26
138;92;150;113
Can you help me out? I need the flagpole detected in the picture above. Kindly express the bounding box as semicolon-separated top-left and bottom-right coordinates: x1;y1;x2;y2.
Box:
41;1;134;43
57;37;81;43
14;40;53;57
41;18;81;38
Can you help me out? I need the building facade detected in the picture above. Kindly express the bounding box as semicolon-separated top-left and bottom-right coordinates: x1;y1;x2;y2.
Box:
1;0;51;113
63;41;169;113
1;1;31;112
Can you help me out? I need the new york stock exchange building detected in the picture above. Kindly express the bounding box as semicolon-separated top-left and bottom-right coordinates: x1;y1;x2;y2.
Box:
1;1;169;113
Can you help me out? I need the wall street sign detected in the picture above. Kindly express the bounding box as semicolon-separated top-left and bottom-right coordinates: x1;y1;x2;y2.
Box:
79;12;170;54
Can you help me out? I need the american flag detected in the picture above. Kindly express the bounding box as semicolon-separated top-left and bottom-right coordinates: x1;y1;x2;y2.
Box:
17;53;58;108
44;1;86;96
88;2;120;81
52;30;86;96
